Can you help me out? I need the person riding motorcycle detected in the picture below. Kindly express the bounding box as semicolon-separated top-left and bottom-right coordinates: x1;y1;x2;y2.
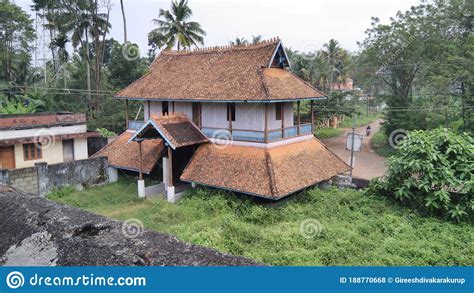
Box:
366;125;372;136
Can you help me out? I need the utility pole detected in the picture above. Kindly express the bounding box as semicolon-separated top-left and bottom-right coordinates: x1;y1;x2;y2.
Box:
349;107;356;177
349;81;357;178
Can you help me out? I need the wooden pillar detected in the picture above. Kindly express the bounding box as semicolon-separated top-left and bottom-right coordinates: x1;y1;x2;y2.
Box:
125;100;129;129
310;100;314;132
281;103;285;138
138;140;143;180
147;100;151;120
172;101;175;113
297;101;301;135
167;146;173;187
198;103;202;128
264;103;268;143
228;103;233;134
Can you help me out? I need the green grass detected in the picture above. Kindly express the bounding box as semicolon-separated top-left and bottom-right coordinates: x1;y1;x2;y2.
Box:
48;178;473;266
371;130;396;157
339;113;382;128
315;127;344;139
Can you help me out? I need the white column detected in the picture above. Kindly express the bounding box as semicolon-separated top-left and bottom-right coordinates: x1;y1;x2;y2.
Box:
108;167;118;183
137;180;145;198
162;156;169;190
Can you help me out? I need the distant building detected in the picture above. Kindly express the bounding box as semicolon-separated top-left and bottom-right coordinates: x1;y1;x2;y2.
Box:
0;113;97;169
331;78;354;91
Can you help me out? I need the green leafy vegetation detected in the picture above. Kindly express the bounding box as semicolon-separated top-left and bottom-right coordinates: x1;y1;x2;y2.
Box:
314;127;343;139
370;128;474;222
371;129;396;157
49;177;473;266
95;128;117;138
338;113;381;128
356;1;473;135
148;0;206;54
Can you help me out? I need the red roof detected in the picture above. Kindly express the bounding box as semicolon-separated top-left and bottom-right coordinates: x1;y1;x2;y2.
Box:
181;138;350;199
92;131;164;174
116;38;325;102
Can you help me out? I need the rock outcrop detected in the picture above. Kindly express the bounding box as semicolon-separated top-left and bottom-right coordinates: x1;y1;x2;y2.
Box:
0;191;258;266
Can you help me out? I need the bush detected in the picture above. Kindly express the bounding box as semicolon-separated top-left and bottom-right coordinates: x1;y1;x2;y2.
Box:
96;128;117;138
370;128;473;222
371;129;396;157
47;186;76;200
315;127;343;139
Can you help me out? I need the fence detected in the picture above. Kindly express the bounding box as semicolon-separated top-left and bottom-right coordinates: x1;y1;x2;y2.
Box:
0;157;109;197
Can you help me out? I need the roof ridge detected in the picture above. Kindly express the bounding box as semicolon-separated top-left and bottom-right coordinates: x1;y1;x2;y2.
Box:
160;37;280;56
264;149;278;197
257;67;270;100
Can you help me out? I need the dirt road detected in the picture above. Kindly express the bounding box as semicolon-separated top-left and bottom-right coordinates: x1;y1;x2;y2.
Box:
322;119;387;179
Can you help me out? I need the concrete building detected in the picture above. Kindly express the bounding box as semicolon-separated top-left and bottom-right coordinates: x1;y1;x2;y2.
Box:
0;113;95;169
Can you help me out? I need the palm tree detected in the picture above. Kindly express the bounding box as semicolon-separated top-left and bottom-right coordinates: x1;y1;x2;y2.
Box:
120;0;127;43
251;35;263;44
229;37;248;46
149;0;205;51
321;39;344;93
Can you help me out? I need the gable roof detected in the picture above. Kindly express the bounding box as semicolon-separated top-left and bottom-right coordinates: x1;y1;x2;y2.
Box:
116;38;326;102
181;138;350;199
92;131;164;174
129;113;208;149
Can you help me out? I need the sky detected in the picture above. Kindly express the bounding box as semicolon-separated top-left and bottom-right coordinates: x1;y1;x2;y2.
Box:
17;0;422;55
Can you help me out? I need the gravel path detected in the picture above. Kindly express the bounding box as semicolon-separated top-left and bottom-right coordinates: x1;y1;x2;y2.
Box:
322;119;387;179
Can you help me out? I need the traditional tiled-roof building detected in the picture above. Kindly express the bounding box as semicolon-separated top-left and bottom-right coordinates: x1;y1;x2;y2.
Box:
97;38;349;201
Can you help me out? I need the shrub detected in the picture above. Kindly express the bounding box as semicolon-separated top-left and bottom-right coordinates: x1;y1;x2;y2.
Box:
371;128;396;157
370;128;473;222
96;128;117;138
47;186;76;200
315;127;343;139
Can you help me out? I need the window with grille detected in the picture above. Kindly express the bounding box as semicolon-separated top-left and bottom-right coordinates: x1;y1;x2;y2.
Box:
23;143;42;161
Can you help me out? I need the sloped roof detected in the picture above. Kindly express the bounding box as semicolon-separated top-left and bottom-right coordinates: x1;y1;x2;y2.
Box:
116;38;325;102
181;138;350;199
130;113;208;149
92;131;164;174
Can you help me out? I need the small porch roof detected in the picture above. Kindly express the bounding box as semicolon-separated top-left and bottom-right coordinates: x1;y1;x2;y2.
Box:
129;113;209;149
92;130;164;174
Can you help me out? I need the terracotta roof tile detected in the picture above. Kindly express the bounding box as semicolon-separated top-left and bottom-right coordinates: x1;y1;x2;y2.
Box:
93;131;164;173
132;113;208;149
116;38;325;101
181;138;350;199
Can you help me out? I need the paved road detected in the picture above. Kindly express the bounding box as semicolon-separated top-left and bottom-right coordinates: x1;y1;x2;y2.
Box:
322;119;387;179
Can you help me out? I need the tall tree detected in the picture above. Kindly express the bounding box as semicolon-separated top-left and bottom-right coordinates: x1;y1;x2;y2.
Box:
357;0;473;134
320;39;344;93
0;0;35;89
148;0;205;53
120;0;127;43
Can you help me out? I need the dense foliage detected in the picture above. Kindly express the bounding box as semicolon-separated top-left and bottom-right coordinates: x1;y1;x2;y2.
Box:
49;178;473;266
370;128;474;222
356;0;473;135
0;0;35;86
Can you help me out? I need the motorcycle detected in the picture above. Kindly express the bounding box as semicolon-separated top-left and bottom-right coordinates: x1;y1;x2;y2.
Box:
366;128;371;137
